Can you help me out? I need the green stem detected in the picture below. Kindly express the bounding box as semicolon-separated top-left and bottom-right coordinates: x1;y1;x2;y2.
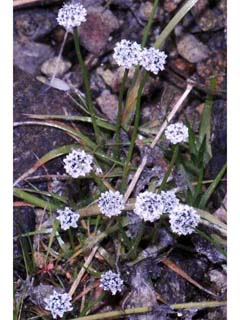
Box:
70;301;226;320
115;69;129;158
141;0;159;47
73;28;101;145
158;145;179;192
121;71;148;192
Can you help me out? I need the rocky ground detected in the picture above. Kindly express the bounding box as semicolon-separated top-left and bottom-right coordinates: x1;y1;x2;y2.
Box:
13;0;227;319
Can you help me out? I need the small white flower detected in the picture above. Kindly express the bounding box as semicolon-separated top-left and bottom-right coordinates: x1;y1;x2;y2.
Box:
140;47;167;75
57;3;87;31
44;291;73;319
113;39;142;69
169;204;200;235
98;190;125;217
63;149;93;178
160;190;180;214
100;270;123;295
134;191;164;222
57;207;80;231
95;166;103;176
165;122;189;144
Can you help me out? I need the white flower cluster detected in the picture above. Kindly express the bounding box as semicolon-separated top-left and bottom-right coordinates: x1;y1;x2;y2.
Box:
57;3;87;31
100;270;123;295
98;190;125;218
140;47;167;75
169;204;200;235
165;122;189;145
160;190;180;214
134;191;164;222
44;291;73;319
63;149;93;178
113;40;142;69
113;40;167;74
57;207;80;231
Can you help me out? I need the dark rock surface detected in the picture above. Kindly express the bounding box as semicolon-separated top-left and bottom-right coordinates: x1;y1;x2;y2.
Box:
13;66;76;182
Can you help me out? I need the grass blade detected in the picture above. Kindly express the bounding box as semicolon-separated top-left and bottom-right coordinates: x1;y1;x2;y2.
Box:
199;163;227;209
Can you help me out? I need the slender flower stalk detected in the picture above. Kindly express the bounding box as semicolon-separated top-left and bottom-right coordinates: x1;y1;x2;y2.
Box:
50;30;69;85
158;144;179;192
115;69;129;158
120;70;148;192
73;28;101;145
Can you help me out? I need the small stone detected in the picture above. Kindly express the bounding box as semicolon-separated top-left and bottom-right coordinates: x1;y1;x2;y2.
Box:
41;57;72;78
96;66;135;92
177;34;210;63
170;57;195;77
139;2;154;20
209;269;227;295
164;0;183;13
96;90;118;121
79;7;119;54
14;41;54;75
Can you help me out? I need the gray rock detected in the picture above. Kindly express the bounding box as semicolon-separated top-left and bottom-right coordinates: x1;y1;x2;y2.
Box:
177;34;210;63
14;9;57;41
96;90;118;121
13;66;75;182
79;6;119;54
41;57;72;77
14;41;54;75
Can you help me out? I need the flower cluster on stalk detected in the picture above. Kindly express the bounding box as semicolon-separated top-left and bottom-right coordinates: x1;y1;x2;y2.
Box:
113;39;167;74
100;270;123;295
165;122;189;144
57;2;87;31
56;207;80;231
63;149;93;178
44;291;73;319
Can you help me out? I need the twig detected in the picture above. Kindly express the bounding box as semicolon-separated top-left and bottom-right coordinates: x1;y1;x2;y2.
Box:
13;0;60;8
69;301;226;320
124;83;193;202
68;245;99;297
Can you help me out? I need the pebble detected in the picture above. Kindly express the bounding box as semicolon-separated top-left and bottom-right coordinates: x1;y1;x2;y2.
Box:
191;0;226;31
164;0;183;13
177;34;210;63
138;2;154;21
41;57;72;77
14;41;54;75
96;90;118;121
79;7;119;54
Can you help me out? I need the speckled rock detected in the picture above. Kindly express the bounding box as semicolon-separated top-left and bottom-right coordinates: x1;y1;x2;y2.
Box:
138;2;154;20
79;6;119;54
14;41;54;75
191;0;226;31
177;34;210;63
14;8;57;41
41;57;72;77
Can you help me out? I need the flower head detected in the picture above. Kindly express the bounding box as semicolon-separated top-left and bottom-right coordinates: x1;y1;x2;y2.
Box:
57;207;80;230
63;149;93;178
44;291;73;319
113;39;142;69
140;47;167;75
160;190;180;214
98;190;125;217
169;204;200;235
100;270;123;295
134;191;164;222
165;122;189;144
57;3;87;31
